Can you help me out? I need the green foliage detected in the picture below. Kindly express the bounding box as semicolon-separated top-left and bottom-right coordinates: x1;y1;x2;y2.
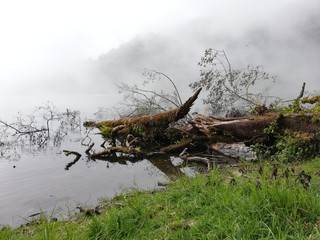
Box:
282;98;302;114
308;98;320;114
99;125;113;138
274;131;320;162
257;118;320;162
311;115;319;124
131;124;146;139
263;121;279;135
277;94;320;115
189;48;277;114
164;128;190;144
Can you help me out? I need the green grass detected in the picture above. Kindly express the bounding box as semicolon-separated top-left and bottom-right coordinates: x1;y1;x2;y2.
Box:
1;158;320;240
0;216;90;240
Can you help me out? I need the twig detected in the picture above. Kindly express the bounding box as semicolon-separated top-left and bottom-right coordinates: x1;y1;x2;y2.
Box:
0;120;48;135
298;82;306;99
85;143;95;155
149;69;183;106
81;129;92;146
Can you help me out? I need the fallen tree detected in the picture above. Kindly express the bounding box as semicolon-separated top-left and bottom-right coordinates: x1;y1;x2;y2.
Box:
64;51;320;172
83;88;202;149
74;90;320;169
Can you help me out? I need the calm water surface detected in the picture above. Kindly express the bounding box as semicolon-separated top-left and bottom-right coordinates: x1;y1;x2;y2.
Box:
0;94;175;226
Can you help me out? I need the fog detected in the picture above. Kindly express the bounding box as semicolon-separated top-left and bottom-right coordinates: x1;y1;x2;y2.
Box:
1;0;319;103
1;0;320;226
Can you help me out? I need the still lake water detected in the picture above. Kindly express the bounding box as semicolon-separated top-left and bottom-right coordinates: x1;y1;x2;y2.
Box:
0;94;180;226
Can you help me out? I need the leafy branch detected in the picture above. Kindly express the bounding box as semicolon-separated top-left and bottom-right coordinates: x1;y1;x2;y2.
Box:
189;48;277;115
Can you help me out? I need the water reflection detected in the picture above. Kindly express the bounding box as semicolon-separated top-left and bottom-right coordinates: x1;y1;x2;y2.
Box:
0;128;195;227
0;102;81;161
0;100;206;227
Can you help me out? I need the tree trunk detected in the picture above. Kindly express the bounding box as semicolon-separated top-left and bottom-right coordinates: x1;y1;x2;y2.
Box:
83;88;202;145
190;112;320;144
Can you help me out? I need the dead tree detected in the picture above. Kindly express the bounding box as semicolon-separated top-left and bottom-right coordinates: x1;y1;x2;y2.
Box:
83;88;202;151
190;112;320;144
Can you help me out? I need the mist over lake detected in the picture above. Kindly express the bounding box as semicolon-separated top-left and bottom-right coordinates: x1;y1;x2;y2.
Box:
0;94;177;226
0;0;319;227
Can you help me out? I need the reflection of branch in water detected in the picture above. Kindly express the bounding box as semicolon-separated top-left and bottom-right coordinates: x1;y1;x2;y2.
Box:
85;142;94;155
91;154;184;180
0;120;48;135
148;157;185;180
85;142;143;158
1;103;82;161
91;145;184;179
81;129;92;146
64;141;185;179
63;150;82;170
179;148;238;172
63;142;138;170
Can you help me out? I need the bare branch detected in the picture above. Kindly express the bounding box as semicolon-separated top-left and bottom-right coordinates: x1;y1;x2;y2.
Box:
147;69;183;106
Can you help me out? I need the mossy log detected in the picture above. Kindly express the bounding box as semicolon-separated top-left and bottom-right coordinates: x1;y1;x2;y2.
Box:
84;88;202;145
84;88;201;128
301;95;320;104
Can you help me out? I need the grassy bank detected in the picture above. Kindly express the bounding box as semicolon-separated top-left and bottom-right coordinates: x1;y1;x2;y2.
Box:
1;158;320;239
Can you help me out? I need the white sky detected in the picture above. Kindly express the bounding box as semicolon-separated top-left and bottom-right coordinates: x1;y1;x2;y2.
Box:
0;0;300;93
0;0;201;84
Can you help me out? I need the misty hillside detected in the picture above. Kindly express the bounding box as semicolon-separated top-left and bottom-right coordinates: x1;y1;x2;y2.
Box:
29;1;319;100
96;34;200;97
92;2;319;101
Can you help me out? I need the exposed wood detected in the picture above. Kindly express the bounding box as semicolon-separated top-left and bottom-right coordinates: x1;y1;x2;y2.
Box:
190;113;320;144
